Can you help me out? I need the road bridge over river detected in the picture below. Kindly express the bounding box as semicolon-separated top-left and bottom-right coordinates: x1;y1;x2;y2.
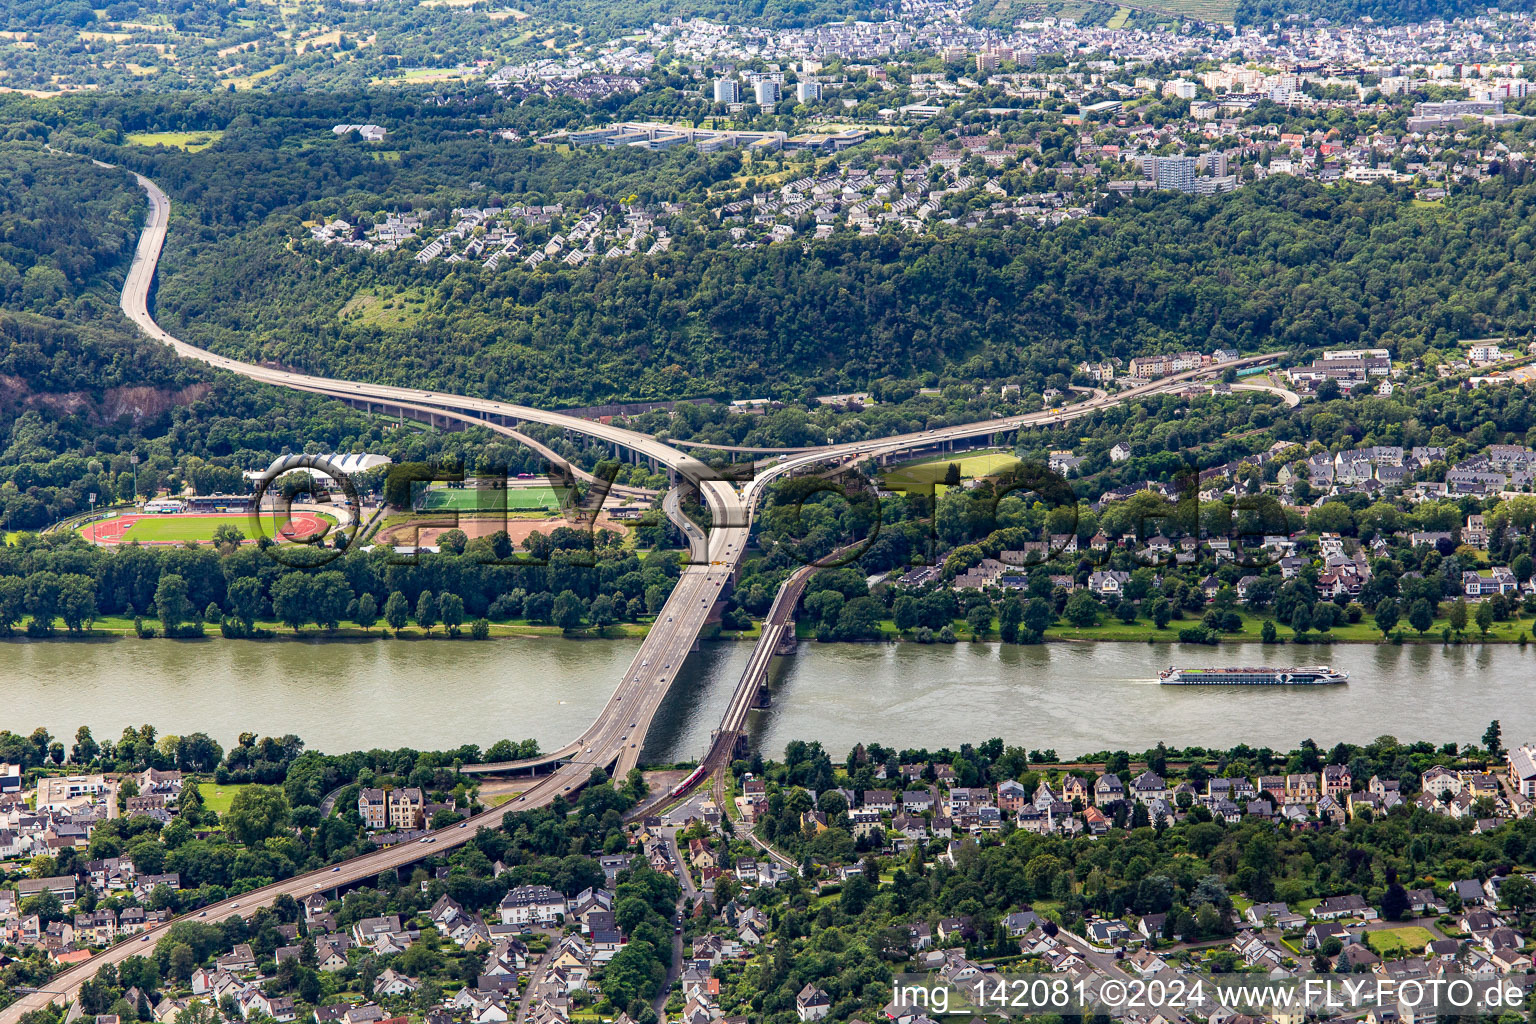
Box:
0;167;1282;1022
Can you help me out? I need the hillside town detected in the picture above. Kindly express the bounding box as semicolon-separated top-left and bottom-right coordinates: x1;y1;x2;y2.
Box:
4;739;1536;1024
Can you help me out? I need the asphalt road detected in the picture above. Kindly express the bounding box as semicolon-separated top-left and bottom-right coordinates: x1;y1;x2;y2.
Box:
0;168;1281;1024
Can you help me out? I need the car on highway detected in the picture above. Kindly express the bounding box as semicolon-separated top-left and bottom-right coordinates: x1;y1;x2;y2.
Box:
331;866;341;872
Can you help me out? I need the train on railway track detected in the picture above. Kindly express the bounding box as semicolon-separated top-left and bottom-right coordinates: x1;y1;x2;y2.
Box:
670;764;708;797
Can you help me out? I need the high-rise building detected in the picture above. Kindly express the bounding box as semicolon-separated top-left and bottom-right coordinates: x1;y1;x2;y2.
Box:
754;79;780;106
796;80;822;102
713;79;740;104
1200;152;1228;177
976;51;999;74
1153;156;1197;194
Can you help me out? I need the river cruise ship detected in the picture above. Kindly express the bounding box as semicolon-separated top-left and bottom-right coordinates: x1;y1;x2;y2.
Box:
1159;665;1349;686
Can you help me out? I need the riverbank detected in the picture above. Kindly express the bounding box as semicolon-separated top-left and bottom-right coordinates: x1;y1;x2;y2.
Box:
11;606;1535;646
807;607;1536;646
5;615;761;643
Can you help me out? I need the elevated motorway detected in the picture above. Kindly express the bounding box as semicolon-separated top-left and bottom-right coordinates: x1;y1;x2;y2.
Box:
0;168;1281;1024
0;171;755;1024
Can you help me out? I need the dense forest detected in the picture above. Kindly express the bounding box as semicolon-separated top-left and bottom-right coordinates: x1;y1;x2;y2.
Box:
152;169;1536;406
15;93;1536;408
0;148;141;314
0;138;630;531
0;518;694;638
12;94;1533;405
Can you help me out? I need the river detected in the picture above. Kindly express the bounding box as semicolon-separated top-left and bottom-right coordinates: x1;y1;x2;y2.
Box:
4;637;1533;759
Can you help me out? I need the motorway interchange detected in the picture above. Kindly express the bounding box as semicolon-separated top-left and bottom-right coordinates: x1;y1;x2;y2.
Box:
0;170;1279;1023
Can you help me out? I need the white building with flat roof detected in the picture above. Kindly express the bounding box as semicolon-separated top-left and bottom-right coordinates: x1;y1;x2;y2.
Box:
36;774;108;811
1510;745;1536;799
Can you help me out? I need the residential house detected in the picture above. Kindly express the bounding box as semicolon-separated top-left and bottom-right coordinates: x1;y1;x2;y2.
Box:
498;885;567;927
358;789;388;831
796;985;831;1022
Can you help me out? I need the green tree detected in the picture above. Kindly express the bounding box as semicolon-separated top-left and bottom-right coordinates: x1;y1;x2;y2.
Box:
311;571;352;632
415;590;438;635
225;785;291;847
589;594;617;635
228;577;264;629
1381;882;1410;921
270;573;313;633
1483;720;1503;758
72;726;99;764
1498;874;1535;914
439;592;465;636
154;573;191;634
355;592;378;633
966;602;994;639
58;574;98;633
1408;598;1434;636
1023;596;1055;634
998;596;1023;642
601;940;665;1009
1373;597;1398;638
1448;599;1468;634
1063;591;1099;628
553;590;585;633
25;571;63;633
1511;552;1533;585
1474;600;1493;637
0;575;25;634
383;591;410;634
1307;501;1356;535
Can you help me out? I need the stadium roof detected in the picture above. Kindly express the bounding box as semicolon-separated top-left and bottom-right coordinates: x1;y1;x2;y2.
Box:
246;452;392;482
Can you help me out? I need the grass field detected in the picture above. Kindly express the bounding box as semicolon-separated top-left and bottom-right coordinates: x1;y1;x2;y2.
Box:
198;782;251;815
125;130;225;151
338;286;430;329
883;449;1020;488
1367;926;1435;957
418;484;562;512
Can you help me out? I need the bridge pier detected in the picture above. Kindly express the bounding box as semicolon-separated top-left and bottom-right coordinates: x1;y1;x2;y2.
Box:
776;622;798;654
